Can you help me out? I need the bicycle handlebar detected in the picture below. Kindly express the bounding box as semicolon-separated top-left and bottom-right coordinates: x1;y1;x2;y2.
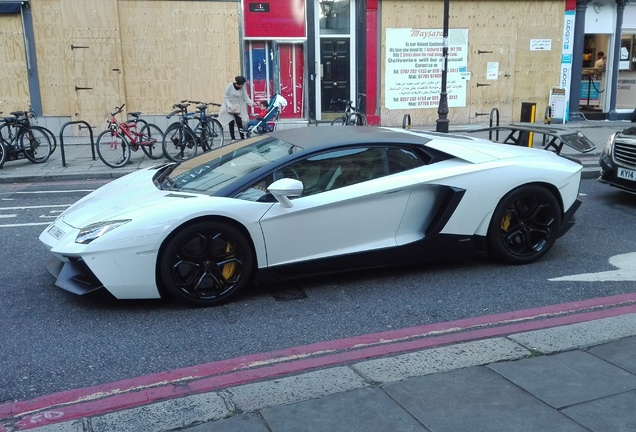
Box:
109;103;125;116
181;100;222;108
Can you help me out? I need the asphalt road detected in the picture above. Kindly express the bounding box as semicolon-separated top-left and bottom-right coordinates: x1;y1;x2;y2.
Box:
0;178;635;404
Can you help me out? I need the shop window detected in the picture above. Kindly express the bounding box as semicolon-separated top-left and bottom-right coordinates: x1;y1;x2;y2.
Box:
319;0;350;35
244;41;305;119
617;33;636;110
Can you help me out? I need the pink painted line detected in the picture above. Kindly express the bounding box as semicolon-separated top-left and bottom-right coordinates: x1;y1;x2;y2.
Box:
3;293;636;427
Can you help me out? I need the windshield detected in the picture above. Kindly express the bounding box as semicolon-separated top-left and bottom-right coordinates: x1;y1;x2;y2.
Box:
168;135;302;193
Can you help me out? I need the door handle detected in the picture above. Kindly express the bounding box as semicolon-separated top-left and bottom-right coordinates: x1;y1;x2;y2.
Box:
75;86;93;91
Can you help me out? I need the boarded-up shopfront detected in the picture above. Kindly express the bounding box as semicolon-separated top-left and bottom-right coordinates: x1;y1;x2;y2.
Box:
380;0;564;126
0;0;241;134
2;0;568;132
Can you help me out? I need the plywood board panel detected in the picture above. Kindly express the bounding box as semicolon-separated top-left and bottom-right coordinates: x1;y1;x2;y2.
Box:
31;0;70;116
380;0;563;127
0;15;30;114
118;0;241;115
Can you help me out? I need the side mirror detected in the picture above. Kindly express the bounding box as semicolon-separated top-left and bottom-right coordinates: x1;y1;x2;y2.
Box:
267;178;303;208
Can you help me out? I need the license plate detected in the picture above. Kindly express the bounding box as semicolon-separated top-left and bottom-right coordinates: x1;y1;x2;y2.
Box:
617;167;636;181
47;225;65;240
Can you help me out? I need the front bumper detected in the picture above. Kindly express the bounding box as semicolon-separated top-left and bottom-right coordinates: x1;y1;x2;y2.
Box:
45;255;104;295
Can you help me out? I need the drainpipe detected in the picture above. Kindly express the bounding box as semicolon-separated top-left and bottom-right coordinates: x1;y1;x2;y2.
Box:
568;0;591;122
608;0;629;120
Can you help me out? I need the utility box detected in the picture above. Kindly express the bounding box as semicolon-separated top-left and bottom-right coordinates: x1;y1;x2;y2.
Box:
519;102;537;147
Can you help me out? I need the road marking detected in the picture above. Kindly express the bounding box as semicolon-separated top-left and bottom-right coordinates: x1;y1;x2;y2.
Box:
0;222;51;227
0;205;71;210
0;214;17;218
0;190;94;195
550;252;636;282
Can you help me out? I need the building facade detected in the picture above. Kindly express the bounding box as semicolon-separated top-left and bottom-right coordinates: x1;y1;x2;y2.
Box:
0;0;632;136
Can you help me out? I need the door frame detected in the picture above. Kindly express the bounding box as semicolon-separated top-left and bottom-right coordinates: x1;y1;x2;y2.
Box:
313;0;357;121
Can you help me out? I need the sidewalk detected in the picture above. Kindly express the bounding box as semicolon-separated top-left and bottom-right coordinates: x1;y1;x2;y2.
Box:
5;311;636;432
0;118;630;183
1;119;636;432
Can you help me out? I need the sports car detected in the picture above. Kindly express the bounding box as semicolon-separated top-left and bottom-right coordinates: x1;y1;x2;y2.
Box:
40;127;582;306
599;126;636;194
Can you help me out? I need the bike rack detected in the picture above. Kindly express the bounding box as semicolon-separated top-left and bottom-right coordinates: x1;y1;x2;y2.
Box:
58;121;95;167
402;113;412;129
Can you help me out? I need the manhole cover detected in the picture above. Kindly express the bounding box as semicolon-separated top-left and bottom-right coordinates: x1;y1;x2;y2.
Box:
271;288;308;301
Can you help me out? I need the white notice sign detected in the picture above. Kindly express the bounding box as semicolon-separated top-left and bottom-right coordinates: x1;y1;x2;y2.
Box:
385;28;468;110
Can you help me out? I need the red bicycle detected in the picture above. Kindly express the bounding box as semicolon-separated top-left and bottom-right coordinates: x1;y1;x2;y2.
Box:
96;104;164;168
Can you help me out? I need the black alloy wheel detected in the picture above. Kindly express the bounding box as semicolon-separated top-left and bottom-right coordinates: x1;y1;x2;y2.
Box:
159;221;254;306
487;185;562;264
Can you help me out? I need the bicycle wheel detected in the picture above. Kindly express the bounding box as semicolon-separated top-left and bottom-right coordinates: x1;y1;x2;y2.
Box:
330;117;346;126
96;129;131;168
37;125;57;154
345;113;367;126
195;119;225;151
20;126;52;163
138;123;164;160
0;123;12;147
162;123;198;162
0;142;7;168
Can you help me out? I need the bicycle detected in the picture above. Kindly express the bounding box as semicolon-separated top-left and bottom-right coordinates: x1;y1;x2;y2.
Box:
329;93;367;126
181;100;225;151
0;110;53;168
0;106;57;154
95;104;164;168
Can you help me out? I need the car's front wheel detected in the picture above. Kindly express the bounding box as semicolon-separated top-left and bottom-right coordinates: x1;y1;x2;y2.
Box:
159;221;254;306
487;185;561;264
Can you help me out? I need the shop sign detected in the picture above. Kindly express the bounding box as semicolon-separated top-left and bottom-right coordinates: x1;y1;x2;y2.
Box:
244;0;306;38
385;28;468;110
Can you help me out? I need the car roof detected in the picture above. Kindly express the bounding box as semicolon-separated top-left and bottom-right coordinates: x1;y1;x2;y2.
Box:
267;126;442;149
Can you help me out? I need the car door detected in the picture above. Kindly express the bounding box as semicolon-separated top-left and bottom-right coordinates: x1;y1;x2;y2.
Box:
259;147;421;267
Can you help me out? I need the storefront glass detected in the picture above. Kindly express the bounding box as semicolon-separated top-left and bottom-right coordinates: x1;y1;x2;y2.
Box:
319;0;350;34
617;33;636;110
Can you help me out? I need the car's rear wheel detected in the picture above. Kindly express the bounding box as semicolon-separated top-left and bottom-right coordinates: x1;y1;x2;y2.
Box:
487;185;561;264
159;221;254;306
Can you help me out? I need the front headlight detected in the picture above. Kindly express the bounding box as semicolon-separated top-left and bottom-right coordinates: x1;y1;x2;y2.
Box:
603;132;617;155
76;220;131;244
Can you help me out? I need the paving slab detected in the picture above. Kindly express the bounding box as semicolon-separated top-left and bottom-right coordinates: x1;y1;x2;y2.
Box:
587;335;636;374
227;367;368;412
181;413;270;432
383;366;587;432
561;390;636;432
88;392;230;432
508;314;636;353
261;387;426;432
488;350;636;409
352;337;530;383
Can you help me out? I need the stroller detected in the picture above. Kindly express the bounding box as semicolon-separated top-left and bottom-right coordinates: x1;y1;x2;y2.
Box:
245;93;287;137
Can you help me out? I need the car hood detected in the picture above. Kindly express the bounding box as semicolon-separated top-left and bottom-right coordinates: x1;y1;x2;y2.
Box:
61;167;199;229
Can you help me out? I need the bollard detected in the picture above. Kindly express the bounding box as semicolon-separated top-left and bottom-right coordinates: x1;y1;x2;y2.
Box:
402;114;412;129
519;102;536;147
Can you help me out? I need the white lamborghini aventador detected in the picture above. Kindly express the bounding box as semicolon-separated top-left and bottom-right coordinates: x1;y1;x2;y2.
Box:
39;127;582;306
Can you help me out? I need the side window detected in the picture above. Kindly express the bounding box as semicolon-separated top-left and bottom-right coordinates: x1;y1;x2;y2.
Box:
233;174;275;202
233;146;415;202
386;148;425;174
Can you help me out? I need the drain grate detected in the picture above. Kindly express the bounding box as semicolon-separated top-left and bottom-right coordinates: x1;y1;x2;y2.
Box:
271;287;308;301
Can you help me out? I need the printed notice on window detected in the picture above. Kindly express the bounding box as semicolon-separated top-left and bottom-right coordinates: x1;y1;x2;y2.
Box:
385;28;468;110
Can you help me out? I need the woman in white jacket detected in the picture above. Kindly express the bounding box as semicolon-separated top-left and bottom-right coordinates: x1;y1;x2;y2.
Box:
218;75;254;140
